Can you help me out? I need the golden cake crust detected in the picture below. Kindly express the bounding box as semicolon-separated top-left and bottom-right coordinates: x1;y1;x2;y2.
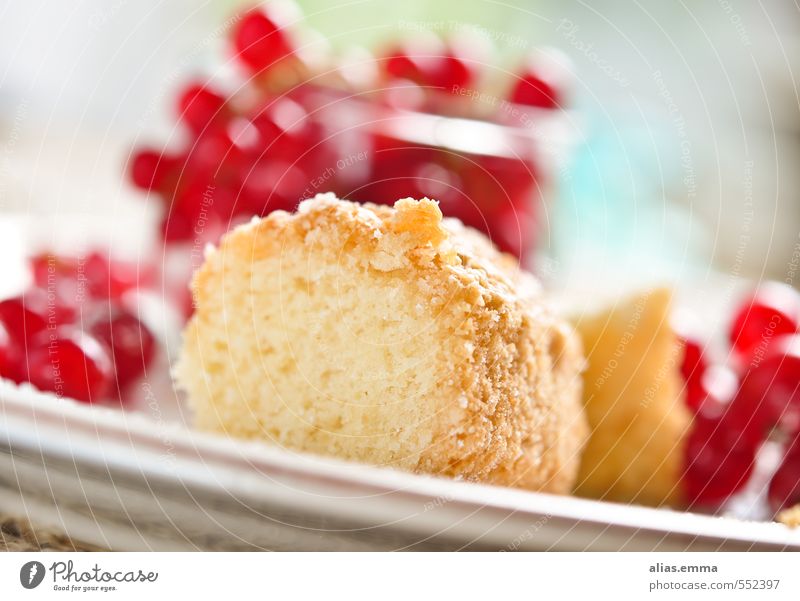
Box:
777;505;800;528
571;288;691;506
177;194;587;493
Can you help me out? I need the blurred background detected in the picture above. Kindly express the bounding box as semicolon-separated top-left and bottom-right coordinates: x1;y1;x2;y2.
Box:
0;0;798;286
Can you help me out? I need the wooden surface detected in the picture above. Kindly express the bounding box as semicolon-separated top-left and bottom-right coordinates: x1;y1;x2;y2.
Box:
0;514;100;551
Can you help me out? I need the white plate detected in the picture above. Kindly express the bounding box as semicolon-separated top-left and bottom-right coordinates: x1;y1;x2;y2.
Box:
1;380;799;551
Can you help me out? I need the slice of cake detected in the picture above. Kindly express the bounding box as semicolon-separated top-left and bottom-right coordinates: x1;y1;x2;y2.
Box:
571;288;691;506
175;194;588;493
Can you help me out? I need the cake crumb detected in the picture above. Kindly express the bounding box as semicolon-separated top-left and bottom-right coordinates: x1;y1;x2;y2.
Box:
176;194;587;495
777;505;800;528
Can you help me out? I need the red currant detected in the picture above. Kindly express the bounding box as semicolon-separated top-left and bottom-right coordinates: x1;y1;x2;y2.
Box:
681;362;738;417
768;437;800;513
489;204;533;259
231;5;295;74
730;282;800;365
0;293;49;342
84;252;150;300
679;334;707;387
90;309;156;393
177;83;228;135
733;334;800;440
430;51;473;91
27;329;112;403
510;73;557;109
162;183;228;243
238;161;305;216
28;255;88;314
360;134;432;204
130;149;176;191
510;50;572;109
464;154;537;212
699;365;738;413
160;209;194;243
382;39;474;92
183;126;248;187
383;45;429;83
682;413;758;506
250;98;316;158
0;321;17;382
30;252;149;304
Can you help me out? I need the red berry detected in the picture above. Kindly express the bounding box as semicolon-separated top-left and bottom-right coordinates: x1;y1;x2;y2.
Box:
177;83;228;135
359;132;432;205
90;310;156;393
433;52;474;91
683;363;739;417
252;98;316;153
238;161;305;216
769;438;800;513
679;334;708;386
84;252;149;300
459;155;538;257
162;183;228;243
683;413;758;506
464;154;537;211
30;253;75;288
382;39;474;92
383;46;427;83
130;149;175;191
0;293;48;342
160;209;195;243
0;321;18;381
489;204;534;259
511;73;558;108
730;282;800;365
27;329;112;403
733;334;800;439
672;313;716;412
83;252;115;299
227;117;263;154
685;385;707;415
245;102;318;179
28;255;87;313
510;50;572;109
231;5;295;74
701;365;738;411
31;252;149;304
181;130;238;184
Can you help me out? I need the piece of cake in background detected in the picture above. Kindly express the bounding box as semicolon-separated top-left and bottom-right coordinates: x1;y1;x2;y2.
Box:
175;194;588;493
571;288;691;506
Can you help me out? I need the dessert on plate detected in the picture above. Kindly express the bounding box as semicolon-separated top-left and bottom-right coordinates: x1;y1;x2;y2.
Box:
571;289;691;507
176;194;588;493
173;192;799;517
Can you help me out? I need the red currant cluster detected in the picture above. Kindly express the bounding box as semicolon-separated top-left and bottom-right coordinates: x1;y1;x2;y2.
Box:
679;282;800;514
129;2;570;260
0;252;157;404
